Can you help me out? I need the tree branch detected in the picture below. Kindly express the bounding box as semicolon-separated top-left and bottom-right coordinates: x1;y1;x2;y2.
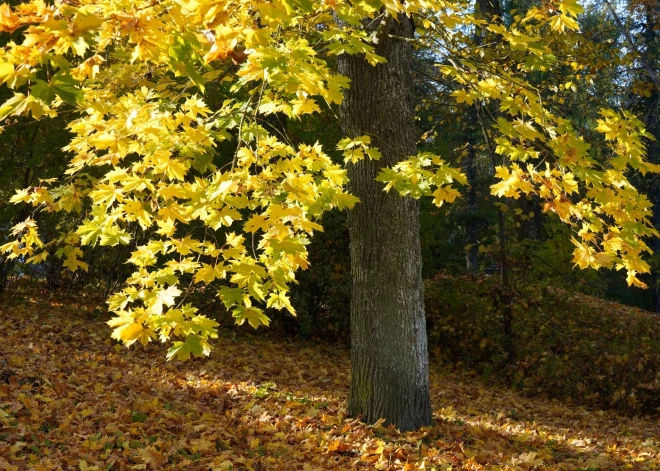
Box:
603;0;660;89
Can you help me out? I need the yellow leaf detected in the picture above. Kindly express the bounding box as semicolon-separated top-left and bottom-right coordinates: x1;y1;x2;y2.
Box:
431;186;461;207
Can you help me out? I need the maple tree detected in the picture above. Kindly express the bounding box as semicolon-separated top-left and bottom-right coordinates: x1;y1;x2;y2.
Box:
0;0;658;431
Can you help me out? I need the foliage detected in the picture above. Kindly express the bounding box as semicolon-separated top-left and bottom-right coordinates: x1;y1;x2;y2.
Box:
425;274;660;414
1;286;659;470
0;0;367;359
0;0;658;360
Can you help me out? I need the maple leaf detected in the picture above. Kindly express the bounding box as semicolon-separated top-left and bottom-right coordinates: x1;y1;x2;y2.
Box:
232;305;271;328
193;263;227;284
431;186;461;207
166;334;212;361
150;285;182;315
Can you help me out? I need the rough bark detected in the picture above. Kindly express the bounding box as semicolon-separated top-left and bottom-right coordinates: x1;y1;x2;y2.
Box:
338;14;432;432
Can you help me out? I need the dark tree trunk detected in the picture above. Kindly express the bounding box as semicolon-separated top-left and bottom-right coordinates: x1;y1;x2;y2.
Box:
649;89;659;312
338;14;432;432
642;2;660;312
465;139;479;273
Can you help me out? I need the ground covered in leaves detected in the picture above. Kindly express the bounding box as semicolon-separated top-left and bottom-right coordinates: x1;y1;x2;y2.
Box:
1;287;659;470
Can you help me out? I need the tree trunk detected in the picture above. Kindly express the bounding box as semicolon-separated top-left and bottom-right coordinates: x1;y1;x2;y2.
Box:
648;87;659;311
465;145;479;273
338;14;432;432
642;2;660;312
465;109;480;274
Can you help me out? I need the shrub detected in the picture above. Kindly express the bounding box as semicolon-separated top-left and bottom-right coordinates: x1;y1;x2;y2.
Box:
286;210;351;342
425;274;660;414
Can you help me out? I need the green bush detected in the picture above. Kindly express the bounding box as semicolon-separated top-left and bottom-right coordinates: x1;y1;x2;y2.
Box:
425;274;660;414
286;210;351;341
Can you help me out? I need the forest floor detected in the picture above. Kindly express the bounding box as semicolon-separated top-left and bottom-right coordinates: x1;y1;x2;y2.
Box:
0;286;659;471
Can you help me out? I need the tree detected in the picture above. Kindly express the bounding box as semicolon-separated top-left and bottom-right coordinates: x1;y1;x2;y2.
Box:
601;0;659;308
0;0;658;432
339;14;431;431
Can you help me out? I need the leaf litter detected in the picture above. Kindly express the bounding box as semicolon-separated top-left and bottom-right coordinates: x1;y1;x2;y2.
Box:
0;286;658;470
